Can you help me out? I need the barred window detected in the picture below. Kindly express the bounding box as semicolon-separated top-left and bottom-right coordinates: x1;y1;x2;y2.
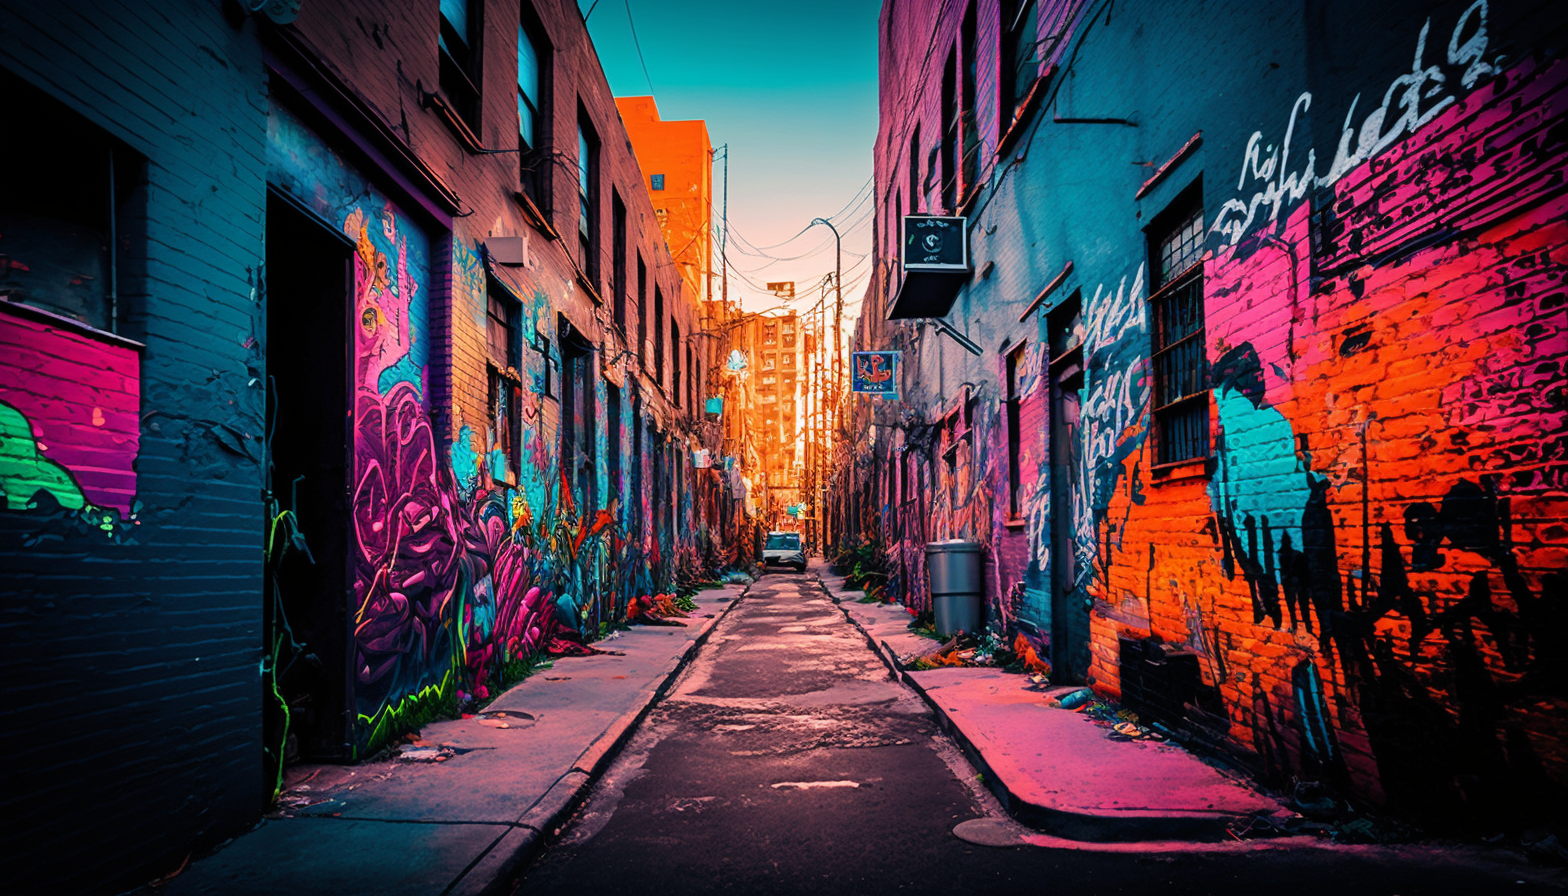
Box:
1148;195;1209;465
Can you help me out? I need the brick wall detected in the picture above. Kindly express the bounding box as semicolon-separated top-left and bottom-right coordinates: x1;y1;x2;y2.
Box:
0;2;269;892
863;0;1568;828
1;0;716;890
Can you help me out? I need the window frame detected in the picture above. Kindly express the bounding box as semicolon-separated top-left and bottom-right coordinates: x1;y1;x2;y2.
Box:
576;111;601;288
1146;186;1210;468
439;0;483;134
998;0;1040;131
959;1;979;204
485;279;523;485
612;191;627;334
941;47;958;213
516;13;549;206
1005;341;1026;520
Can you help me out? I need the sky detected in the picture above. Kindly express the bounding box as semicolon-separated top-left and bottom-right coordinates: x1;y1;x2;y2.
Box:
579;0;880;317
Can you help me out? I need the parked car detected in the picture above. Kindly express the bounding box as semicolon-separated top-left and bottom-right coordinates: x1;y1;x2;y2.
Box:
762;531;806;572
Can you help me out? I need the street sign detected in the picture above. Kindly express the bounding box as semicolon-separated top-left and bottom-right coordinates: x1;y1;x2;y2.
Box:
851;351;900;397
901;215;968;272
766;281;795;299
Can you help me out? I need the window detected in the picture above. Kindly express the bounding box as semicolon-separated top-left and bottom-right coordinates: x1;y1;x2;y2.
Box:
907;124;920;215
671;320;682;405
577;114;599;285
517;19;545;200
612;192;627;332
559;318;595;512
960;1;979;199
607;382;622;500
1;69;142;334
999;0;1039;132
941;48;958;213
1005;342;1026;518
763;354;776;371
763;324;777;346
653;285;665;385
1148;187;1209;465
487;282;521;484
439;0;482;133
782;327;796;348
782;352;795;369
636;254;647;363
651;174;665;190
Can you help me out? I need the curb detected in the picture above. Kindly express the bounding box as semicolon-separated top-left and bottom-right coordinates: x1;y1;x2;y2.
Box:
812;567;1249;844
445;585;749;896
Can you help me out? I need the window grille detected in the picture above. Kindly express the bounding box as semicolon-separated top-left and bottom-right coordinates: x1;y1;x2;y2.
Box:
1149;199;1208;465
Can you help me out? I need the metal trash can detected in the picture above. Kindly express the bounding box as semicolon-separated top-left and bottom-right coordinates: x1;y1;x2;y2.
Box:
925;541;983;637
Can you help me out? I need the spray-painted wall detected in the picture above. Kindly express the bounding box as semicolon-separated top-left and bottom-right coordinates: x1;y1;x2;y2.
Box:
269;0;717;760
0;3;269;892
863;0;1568;827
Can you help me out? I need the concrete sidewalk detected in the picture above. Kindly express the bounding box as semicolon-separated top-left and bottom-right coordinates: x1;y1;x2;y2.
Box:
811;559;1288;843
152;583;747;896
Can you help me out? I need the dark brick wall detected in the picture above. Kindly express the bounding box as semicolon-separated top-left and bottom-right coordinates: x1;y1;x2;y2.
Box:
0;2;269;892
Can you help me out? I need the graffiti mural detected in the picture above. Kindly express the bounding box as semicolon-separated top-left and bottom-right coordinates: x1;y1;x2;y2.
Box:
266;95;713;755
865;0;1567;828
0;304;140;516
1088;33;1568;824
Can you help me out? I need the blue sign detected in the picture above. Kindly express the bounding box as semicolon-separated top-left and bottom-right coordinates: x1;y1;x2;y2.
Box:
705;395;724;415
851;351;900;397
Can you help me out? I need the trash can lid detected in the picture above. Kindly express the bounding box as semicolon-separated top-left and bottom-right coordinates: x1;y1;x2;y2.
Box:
924;540;983;553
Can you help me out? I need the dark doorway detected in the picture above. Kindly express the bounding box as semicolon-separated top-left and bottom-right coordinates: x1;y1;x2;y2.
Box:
1047;295;1087;681
263;189;353;791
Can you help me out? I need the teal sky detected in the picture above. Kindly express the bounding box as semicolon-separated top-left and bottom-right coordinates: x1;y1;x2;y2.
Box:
580;0;879;315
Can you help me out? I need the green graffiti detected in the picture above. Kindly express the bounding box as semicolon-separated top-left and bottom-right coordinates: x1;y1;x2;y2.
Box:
0;400;87;512
354;667;459;759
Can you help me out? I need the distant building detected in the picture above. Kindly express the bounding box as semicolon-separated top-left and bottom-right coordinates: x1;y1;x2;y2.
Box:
616;96;713;313
735;312;804;526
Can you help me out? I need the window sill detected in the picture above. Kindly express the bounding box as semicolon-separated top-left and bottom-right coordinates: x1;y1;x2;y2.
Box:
576;270;603;306
997;66;1054;158
1004;517;1027;530
1150;455;1213;483
513;191;559;242
0;298;143;351
421;88;485;154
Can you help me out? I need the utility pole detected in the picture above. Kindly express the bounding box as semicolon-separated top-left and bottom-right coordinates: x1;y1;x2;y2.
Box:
719;144;728;313
809;217;843;553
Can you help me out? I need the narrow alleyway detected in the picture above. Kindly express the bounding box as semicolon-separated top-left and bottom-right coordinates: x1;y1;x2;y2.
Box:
515;571;1561;895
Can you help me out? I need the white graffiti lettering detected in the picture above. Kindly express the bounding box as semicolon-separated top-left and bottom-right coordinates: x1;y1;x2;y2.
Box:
1213;1;1494;246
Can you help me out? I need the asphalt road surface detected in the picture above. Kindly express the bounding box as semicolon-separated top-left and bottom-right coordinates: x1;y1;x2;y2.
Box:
515;570;1564;896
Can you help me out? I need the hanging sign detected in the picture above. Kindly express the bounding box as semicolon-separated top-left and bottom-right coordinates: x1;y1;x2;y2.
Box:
704;395;724;415
851;351;900;397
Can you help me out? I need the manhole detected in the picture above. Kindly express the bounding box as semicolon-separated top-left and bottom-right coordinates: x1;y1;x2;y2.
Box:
476;710;536;729
952;818;1029;848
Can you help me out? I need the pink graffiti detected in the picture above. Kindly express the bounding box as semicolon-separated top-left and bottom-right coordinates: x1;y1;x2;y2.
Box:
352;381;461;689
0;304;139;514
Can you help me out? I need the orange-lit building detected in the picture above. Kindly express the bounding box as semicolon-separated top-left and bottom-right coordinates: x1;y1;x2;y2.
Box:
616;96;712;308
734;311;803;527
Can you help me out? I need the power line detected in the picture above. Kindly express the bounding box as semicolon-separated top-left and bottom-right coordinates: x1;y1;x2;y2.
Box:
623;0;654;95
